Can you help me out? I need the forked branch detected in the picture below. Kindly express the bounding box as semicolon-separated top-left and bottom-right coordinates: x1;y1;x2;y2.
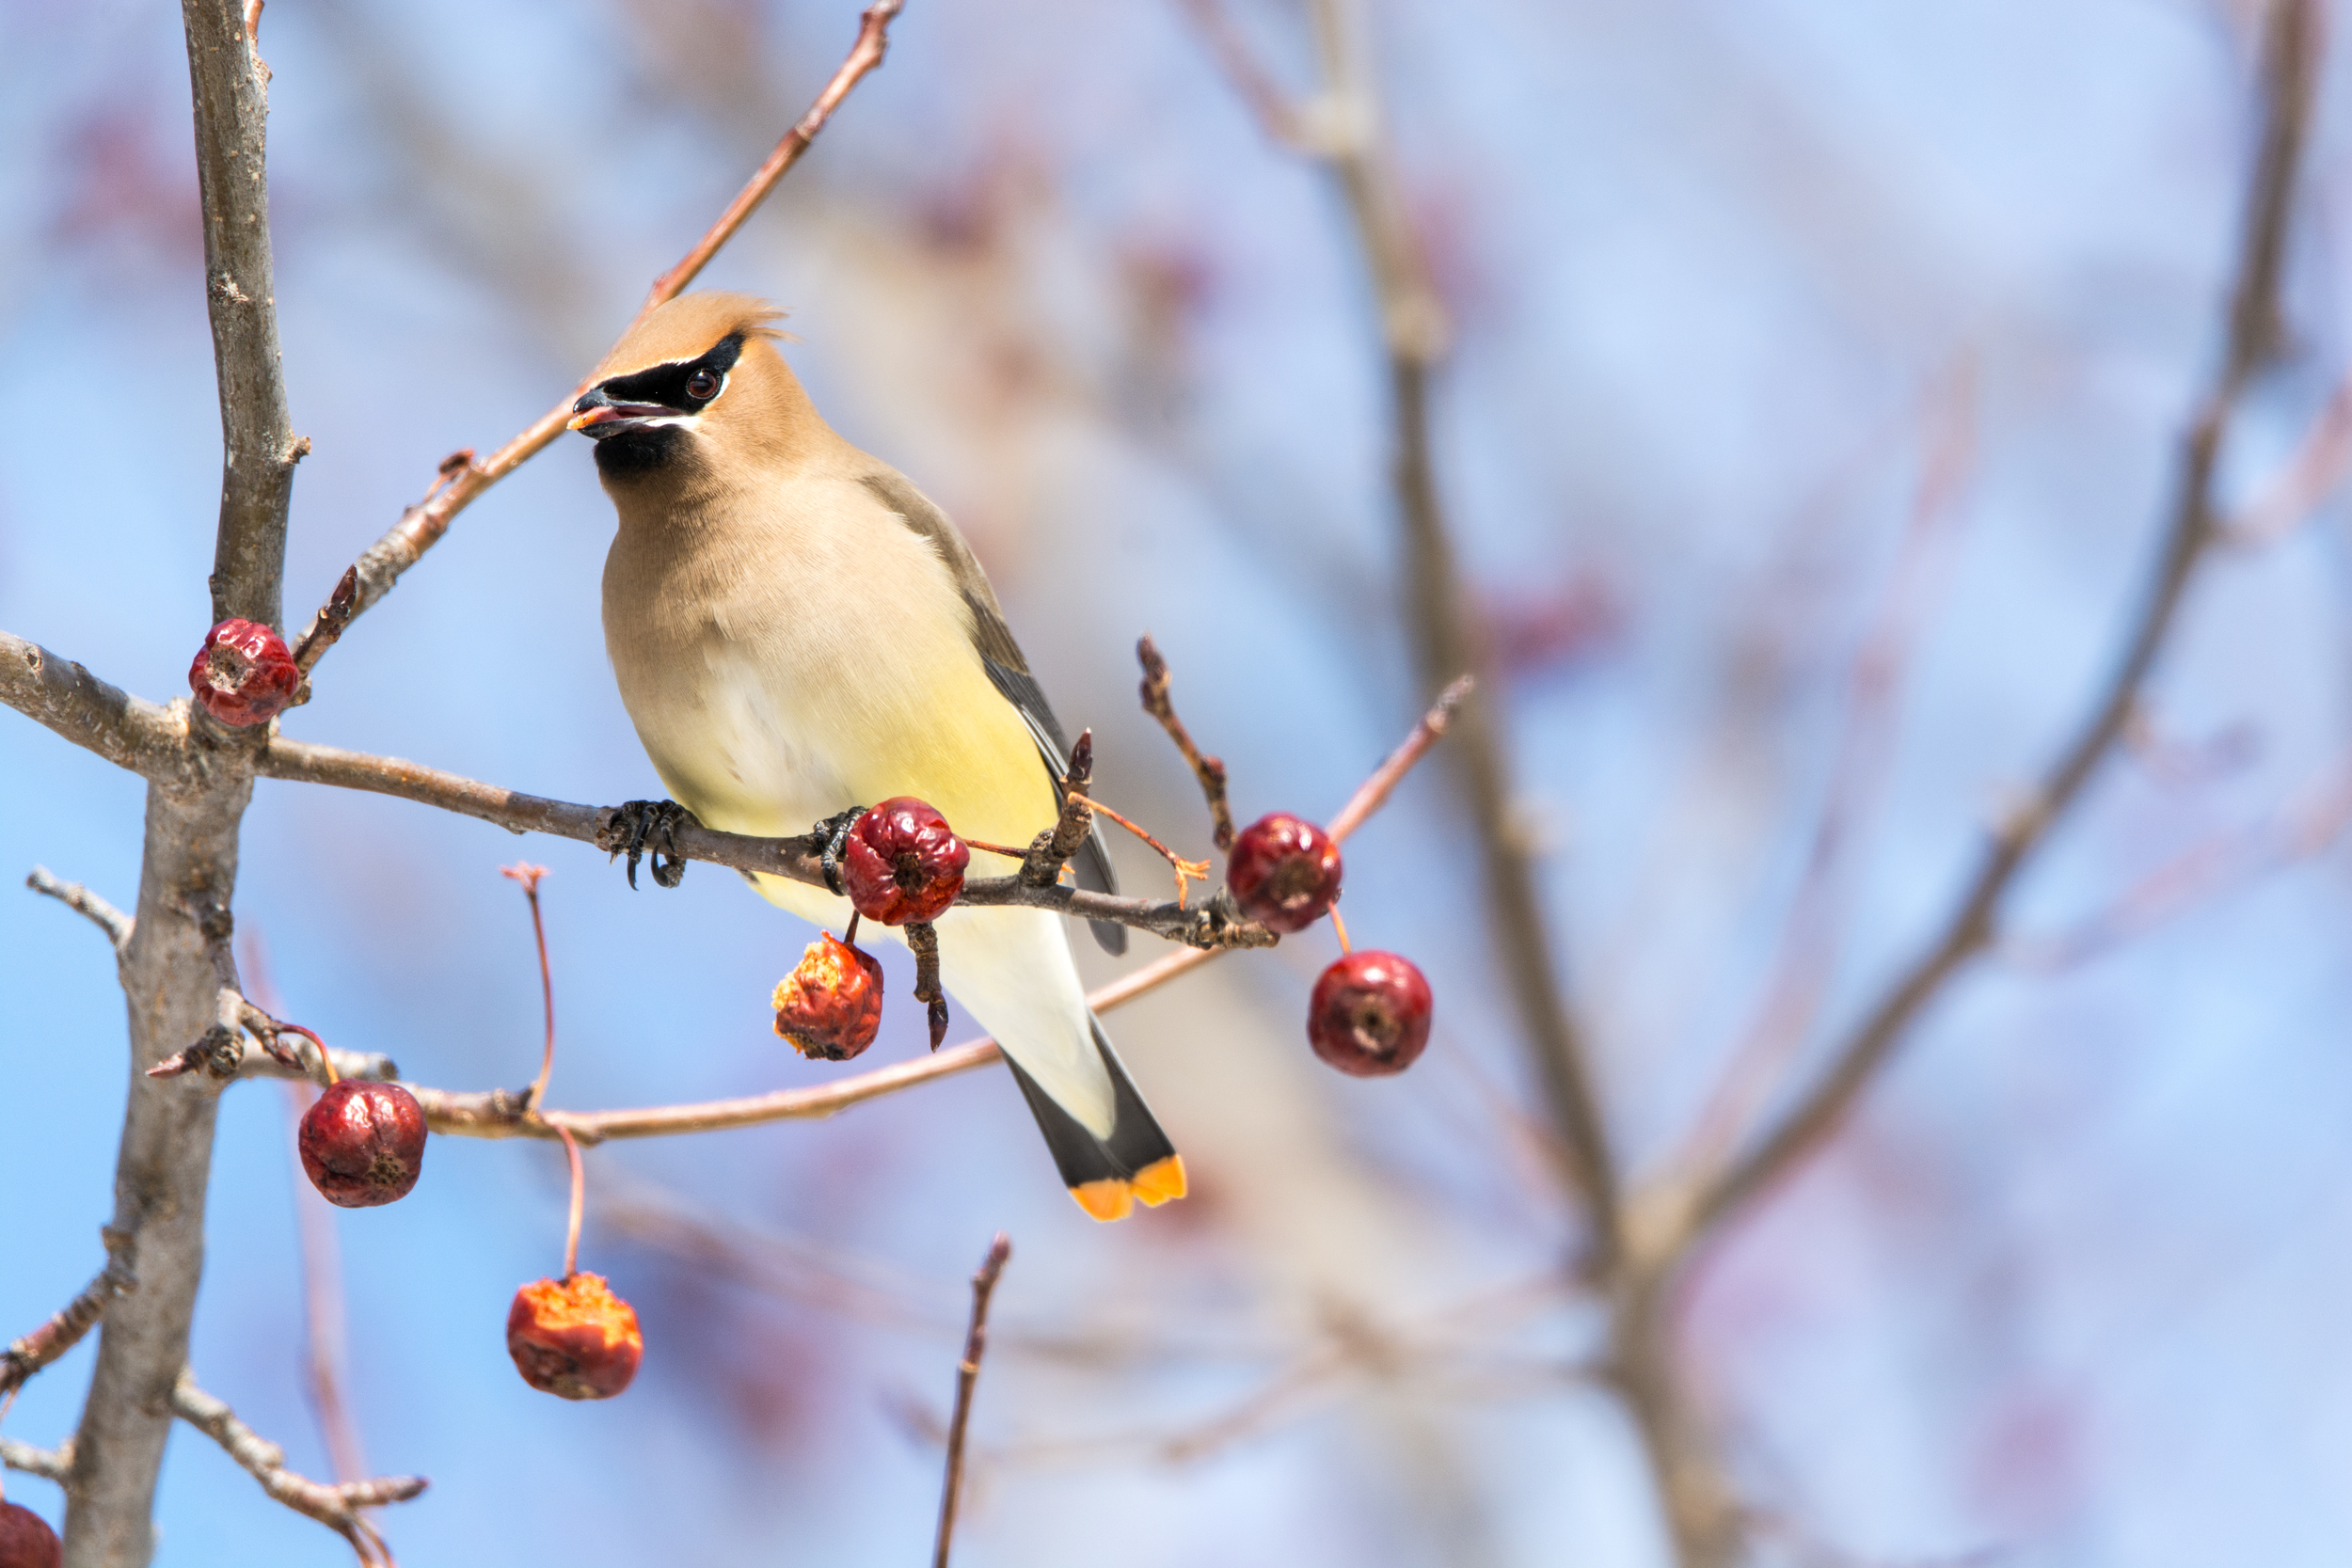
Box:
1681;0;2321;1244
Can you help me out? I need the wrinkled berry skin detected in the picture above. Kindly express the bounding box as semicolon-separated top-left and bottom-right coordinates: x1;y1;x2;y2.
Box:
188;618;301;727
1307;951;1432;1077
0;1502;60;1568
773;933;884;1061
1227;813;1343;932
298;1081;427;1208
507;1273;643;1401
842;798;969;925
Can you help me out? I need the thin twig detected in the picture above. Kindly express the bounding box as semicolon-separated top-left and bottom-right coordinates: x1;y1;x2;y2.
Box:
171;1371;424;1566
932;1232;1011;1568
1064;794;1213;907
1675;368;1977;1181
25;866;134;954
289;0;907;664
1681;0;2321;1244
501;863;556;1105
0;1437;72;1484
1019;731;1096;888
1326;674;1472;841
0;1237;137;1399
1136;636;1236;850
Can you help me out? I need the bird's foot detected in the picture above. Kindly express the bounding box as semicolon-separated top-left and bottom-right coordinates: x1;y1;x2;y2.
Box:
810;805;868;895
609;799;694;890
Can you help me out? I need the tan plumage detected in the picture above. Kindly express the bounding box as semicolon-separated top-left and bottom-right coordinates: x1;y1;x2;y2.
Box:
576;293;1182;1219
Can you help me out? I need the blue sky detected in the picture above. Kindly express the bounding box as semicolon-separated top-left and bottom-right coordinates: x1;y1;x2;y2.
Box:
7;1;2352;1564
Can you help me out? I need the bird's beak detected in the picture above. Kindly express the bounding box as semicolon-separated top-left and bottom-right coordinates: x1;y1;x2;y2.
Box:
567;388;672;439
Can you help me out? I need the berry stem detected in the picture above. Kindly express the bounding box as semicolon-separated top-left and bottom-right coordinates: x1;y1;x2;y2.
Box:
502;863;556;1106
843;911;862;948
1063;793;1213;907
556;1124;585;1281
1329;907;1354;955
277;1020;338;1085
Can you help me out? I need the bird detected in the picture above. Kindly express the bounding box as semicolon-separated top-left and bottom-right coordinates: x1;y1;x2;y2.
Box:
568;291;1184;1222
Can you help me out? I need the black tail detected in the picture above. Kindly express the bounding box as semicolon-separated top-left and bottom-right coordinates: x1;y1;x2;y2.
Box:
1001;1016;1184;1221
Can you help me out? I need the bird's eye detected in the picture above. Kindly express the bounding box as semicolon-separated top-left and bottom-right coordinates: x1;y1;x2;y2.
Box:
685;369;721;402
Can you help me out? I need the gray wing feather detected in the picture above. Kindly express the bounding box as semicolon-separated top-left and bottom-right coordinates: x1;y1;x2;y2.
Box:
861;469;1129;957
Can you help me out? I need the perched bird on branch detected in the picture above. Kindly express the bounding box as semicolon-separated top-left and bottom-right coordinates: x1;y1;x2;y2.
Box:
570;291;1184;1221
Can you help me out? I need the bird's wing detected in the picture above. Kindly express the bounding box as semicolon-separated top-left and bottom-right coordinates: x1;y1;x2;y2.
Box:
859;470;1129;956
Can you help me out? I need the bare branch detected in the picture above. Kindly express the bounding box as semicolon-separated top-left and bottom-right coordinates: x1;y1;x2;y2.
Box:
1685;0;2321;1243
0;631;187;781
26;867;134;954
932;1232;1011;1568
1326;673;1471;841
1;1437;72;1484
171;1371;423;1565
184;0;301;628
1192;0;1619;1260
291;0;907;662
415;944;1211;1145
1136;637;1236;850
255;736;1279;950
0;1236;137;1399
1018;731;1096;887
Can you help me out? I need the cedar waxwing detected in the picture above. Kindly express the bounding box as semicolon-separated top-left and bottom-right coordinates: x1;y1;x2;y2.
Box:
569;292;1184;1221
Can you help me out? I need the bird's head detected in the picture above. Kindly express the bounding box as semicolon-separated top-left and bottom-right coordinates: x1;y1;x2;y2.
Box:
568;292;810;484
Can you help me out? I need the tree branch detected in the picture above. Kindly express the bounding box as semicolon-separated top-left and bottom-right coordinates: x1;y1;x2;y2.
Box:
0;1238;137;1399
1681;0;2320;1244
255;736;1280;950
931;1232;1010;1568
1;1437;73;1485
0;632;188;782
291;0;906;661
26;867;135;955
1210;0;1621;1265
67;4;300;1557
184;0;302;629
170;1372;423;1566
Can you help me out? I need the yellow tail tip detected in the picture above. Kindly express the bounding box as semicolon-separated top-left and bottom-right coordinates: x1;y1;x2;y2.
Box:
1071;1179;1135;1223
1131;1154;1188;1207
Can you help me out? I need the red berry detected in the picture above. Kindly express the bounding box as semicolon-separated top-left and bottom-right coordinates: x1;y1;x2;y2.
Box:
842;798;969;925
1227;813;1343;932
297;1080;427;1208
187;618;300;727
1307;951;1432;1076
507;1273;643;1401
772;933;884;1061
0;1502;60;1568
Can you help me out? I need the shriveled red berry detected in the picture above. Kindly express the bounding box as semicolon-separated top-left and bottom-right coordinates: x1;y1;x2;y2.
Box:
188;617;300;727
0;1502;60;1568
842;798;970;925
772;933;884;1061
298;1080;427;1208
1307;951;1432;1076
1227;813;1343;932
507;1273;643;1401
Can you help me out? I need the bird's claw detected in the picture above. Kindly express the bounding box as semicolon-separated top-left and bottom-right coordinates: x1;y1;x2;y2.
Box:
811;805;867;895
610;799;693;890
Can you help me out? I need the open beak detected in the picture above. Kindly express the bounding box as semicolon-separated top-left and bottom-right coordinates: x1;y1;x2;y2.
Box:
567;388;674;439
